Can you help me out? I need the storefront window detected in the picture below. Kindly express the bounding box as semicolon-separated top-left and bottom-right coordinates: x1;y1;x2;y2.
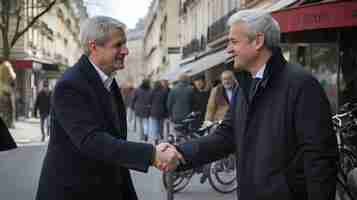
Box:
282;43;339;112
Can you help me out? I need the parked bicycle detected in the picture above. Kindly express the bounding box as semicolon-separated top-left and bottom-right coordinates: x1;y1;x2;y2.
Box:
162;112;237;194
333;103;357;200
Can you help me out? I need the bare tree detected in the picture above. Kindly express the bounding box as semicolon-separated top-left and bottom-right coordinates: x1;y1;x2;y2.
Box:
0;0;67;59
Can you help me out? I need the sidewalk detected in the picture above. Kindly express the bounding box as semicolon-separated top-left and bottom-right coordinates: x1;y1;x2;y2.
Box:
9;118;47;146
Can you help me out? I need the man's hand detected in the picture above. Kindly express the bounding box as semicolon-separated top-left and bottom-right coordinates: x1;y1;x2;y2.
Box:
202;120;213;128
153;143;186;172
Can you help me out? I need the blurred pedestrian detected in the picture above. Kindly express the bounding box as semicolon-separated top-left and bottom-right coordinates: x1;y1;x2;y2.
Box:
205;70;237;123
149;81;169;145
158;80;171;141
132;79;152;141
34;81;52;142
192;74;210;128
0;61;16;128
167;74;194;123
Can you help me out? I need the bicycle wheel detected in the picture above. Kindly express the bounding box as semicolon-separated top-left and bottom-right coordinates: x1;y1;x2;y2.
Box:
162;169;194;193
336;171;356;200
208;156;237;194
340;147;357;179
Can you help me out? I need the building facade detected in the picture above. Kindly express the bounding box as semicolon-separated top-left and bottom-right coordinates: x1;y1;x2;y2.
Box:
143;0;181;80
116;19;146;88
173;0;297;84
272;0;357;112
0;0;88;117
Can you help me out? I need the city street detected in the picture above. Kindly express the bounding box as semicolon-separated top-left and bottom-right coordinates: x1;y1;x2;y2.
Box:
0;119;235;200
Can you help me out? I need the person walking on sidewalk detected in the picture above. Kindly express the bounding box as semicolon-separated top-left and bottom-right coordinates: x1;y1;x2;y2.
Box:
34;81;52;142
132;79;152;141
149;81;169;145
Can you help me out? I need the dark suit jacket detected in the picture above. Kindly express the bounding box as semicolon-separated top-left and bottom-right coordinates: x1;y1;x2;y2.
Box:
36;55;155;200
34;90;51;117
0;116;16;151
177;48;338;200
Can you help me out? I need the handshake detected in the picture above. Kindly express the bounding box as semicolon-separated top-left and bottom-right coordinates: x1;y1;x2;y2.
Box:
152;143;186;172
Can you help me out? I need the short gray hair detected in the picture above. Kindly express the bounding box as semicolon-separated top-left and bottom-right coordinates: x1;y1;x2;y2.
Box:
80;16;126;56
227;9;281;50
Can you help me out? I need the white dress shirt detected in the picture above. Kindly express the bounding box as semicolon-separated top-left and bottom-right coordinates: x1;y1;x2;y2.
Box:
254;64;266;79
88;58;115;91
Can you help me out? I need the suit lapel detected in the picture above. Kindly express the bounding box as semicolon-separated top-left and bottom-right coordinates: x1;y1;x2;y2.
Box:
110;80;127;139
222;87;230;105
77;55;116;130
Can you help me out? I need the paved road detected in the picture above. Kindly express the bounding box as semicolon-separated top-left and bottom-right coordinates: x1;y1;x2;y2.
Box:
0;120;236;200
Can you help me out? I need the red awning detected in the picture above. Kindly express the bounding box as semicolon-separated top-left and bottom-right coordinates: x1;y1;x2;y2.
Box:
13;60;33;69
272;0;357;33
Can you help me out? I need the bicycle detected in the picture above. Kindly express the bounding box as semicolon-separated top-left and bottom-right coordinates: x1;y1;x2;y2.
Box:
162;112;237;194
333;103;357;199
162;112;212;193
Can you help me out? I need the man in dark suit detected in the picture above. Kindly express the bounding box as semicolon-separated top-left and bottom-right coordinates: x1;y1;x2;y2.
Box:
36;16;184;200
159;9;338;200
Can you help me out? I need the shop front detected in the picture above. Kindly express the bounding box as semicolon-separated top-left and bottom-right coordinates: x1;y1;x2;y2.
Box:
273;0;357;112
13;59;56;117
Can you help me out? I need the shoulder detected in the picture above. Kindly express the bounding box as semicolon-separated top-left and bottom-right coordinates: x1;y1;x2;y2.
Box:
284;62;321;90
53;65;87;97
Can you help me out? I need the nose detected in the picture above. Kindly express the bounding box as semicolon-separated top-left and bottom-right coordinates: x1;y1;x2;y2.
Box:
121;47;129;56
226;44;234;54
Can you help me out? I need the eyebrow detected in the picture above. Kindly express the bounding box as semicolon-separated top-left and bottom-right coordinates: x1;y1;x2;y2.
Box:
113;40;126;47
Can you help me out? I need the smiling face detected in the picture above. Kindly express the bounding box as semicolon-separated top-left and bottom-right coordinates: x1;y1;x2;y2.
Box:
89;28;129;75
226;22;261;71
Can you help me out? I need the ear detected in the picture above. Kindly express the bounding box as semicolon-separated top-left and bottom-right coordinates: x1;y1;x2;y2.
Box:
254;32;265;50
88;41;97;53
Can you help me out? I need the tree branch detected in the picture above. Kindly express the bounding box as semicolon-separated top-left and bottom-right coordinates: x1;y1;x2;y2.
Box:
11;0;24;47
11;0;58;47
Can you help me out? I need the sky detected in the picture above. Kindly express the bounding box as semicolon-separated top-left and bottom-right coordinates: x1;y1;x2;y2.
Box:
84;0;152;29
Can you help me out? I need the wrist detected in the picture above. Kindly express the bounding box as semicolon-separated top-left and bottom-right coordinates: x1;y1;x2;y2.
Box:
151;145;158;166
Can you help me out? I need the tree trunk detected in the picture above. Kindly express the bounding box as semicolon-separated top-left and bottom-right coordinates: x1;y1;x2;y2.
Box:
2;31;11;60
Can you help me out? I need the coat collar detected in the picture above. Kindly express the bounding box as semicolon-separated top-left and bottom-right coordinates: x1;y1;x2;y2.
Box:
77;55;127;138
236;47;287;97
77;55;109;93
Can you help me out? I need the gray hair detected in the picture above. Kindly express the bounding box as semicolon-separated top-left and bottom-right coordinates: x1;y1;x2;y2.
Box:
80;16;126;56
221;70;237;82
227;9;281;50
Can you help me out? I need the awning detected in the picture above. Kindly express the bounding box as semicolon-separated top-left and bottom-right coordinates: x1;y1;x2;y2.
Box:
13;59;57;71
179;49;231;77
160;66;183;81
272;0;357;33
14;60;33;69
42;63;59;71
175;0;298;79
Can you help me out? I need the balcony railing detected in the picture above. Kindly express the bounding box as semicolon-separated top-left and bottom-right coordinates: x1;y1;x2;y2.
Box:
207;8;238;44
182;35;207;59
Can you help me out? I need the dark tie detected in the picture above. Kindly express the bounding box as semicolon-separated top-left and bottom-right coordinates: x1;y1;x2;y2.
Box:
249;77;261;102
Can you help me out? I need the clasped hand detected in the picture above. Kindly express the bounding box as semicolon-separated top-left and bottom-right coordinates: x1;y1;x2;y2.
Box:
153;143;186;172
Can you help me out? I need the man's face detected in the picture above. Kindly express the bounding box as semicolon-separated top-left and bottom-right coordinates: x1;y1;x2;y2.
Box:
221;73;234;89
95;29;129;75
226;22;259;71
160;80;168;88
193;79;205;90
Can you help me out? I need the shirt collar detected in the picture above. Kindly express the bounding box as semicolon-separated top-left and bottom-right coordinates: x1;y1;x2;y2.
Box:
254;64;266;79
88;58;115;91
